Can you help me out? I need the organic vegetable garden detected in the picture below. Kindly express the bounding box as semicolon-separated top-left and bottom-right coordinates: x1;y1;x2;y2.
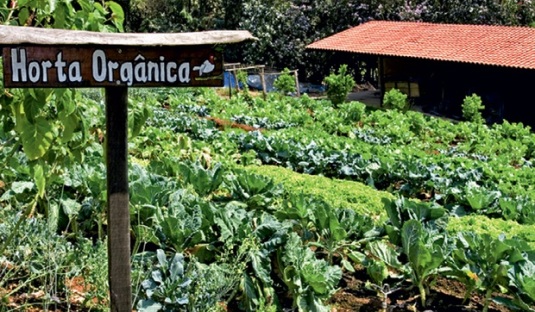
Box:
1;67;535;312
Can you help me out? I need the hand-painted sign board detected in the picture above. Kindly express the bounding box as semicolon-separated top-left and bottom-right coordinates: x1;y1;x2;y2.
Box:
0;24;254;312
3;45;223;88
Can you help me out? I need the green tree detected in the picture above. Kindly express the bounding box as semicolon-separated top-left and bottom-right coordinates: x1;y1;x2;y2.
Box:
0;0;124;227
130;0;225;32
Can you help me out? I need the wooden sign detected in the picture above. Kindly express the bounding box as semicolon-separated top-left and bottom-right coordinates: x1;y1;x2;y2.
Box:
3;45;223;88
0;24;255;312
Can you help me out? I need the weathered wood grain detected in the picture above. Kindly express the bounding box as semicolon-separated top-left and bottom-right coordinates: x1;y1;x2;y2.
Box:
0;25;255;46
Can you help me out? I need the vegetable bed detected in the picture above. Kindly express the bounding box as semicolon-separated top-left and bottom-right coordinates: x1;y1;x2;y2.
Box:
1;87;534;311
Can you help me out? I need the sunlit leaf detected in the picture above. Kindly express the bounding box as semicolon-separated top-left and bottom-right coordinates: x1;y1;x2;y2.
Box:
11;181;34;194
20;117;55;160
33;163;46;198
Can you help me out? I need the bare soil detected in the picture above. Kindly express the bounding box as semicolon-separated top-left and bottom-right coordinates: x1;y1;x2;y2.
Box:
2;270;515;312
328;270;512;312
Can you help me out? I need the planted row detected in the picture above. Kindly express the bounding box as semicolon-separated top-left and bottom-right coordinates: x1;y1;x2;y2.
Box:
146;88;535;224
228;129;535;225
127;160;535;312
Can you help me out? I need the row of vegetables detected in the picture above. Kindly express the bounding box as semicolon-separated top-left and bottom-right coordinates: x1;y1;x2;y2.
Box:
146;88;535;226
1;87;535;311
125;158;535;312
127;88;535;311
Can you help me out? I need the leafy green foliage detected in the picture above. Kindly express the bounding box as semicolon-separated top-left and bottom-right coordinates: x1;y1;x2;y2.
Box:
273;68;297;95
323;64;355;106
505;259;535;311
137;250;192;311
222;92;535;226
178;161;224;197
383;196;446;246
129;97;153;138
462;182;500;212
3;68;535;311
383;88;410;112
401;220;451;307
0;210;108;310
0;0;125;244
449;232;527;312
133;249;243;312
153;189;214;253
130;0;223;32
338;101;366;124
309;203;380;268
462;93;485;123
225;169;283;210
365;240;404;284
246;164;392;222
280;233;342;312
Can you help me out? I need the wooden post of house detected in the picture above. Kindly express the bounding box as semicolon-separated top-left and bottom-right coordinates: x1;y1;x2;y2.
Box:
0;25;254;312
378;56;385;106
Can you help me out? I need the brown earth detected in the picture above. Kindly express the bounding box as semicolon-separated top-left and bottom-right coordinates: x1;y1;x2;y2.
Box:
4;270;515;311
328;270;512;312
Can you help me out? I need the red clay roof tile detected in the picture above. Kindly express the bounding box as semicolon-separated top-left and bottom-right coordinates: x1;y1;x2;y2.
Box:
306;21;535;69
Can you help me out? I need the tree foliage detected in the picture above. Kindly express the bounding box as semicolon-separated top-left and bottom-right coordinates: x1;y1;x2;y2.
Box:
0;0;125;230
124;0;535;83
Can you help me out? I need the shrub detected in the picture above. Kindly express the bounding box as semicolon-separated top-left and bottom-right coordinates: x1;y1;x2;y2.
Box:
383;88;409;111
236;70;249;92
273;68;297;95
323;64;356;107
462;93;485;123
236;70;254;104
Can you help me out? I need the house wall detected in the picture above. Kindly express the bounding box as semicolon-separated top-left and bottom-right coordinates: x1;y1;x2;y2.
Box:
379;56;535;127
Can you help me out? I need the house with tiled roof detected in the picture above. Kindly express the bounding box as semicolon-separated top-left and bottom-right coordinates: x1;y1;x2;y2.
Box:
307;21;535;126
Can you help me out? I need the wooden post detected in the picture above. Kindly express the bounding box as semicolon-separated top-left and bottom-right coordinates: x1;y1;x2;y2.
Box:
105;87;131;312
228;73;233;99
260;66;267;100
0;26;253;312
378;56;385;107
233;70;240;92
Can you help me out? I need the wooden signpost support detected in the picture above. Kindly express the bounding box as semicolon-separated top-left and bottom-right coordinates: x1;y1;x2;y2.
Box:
0;25;254;312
